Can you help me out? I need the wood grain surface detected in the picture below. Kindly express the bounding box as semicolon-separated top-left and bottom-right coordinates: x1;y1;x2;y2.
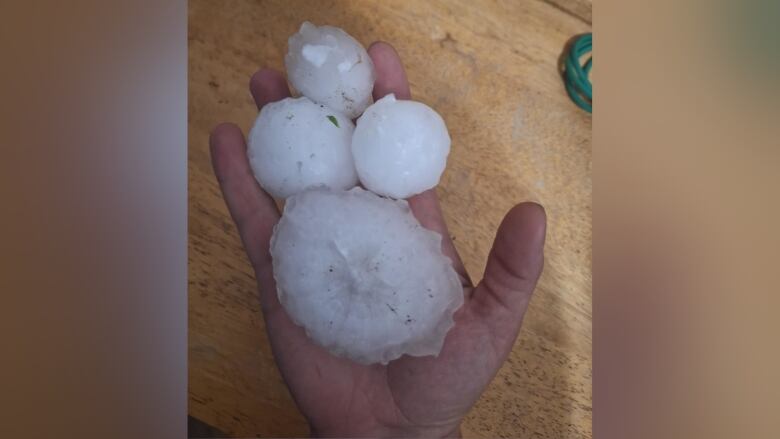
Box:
189;1;592;437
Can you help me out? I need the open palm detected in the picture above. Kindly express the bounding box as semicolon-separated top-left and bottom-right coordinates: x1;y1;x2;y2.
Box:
210;42;546;437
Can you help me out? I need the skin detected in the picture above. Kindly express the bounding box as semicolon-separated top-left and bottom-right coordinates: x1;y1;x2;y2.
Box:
210;41;547;438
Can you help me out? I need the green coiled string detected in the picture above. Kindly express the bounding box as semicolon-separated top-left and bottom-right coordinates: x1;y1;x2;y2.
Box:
563;33;592;113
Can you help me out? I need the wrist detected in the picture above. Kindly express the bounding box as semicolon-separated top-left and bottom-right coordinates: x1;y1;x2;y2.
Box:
442;424;463;438
310;423;462;438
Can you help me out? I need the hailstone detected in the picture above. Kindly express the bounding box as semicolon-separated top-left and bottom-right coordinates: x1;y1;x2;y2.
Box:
352;94;451;199
247;96;357;199
270;187;464;365
285;21;375;119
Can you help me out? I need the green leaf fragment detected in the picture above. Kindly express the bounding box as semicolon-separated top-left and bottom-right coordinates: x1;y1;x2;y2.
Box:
326;115;339;128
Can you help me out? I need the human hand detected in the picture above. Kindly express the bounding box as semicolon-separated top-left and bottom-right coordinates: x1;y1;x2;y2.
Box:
209;41;547;438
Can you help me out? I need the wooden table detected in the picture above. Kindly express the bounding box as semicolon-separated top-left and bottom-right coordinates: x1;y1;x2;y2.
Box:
189;1;592;437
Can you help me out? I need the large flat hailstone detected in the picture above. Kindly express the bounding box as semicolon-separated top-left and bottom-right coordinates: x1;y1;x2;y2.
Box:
247;96;357;199
270;187;463;364
352;94;451;199
285;21;375;119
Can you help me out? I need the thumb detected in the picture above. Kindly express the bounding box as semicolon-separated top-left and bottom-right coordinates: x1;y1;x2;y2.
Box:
471;202;546;347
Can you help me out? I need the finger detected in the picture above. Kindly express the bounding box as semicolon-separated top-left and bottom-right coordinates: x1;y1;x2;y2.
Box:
367;41;411;100
211;123;335;373
367;42;469;285
472;202;546;339
408;190;471;285
209;123;280;309
249;68;291;110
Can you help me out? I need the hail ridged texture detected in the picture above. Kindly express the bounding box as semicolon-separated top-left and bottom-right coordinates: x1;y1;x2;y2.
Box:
285;21;375;119
270;187;464;365
352;94;451;199
247;96;357;199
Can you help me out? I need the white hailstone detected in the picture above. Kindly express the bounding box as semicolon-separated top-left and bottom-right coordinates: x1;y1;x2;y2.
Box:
270;187;463;365
247;96;358;199
285;21;375;119
352;94;451;199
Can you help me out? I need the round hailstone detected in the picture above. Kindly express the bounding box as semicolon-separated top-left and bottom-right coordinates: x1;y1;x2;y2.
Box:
247;96;357;199
352;94;451;199
285;21;375;119
270;187;463;365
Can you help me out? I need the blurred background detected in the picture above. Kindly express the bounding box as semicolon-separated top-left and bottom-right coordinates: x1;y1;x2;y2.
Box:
1;1;187;438
597;0;780;438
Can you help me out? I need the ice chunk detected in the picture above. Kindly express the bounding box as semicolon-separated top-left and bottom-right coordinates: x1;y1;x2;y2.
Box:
352;94;451;199
247;96;357;199
270;187;464;364
285;21;375;119
301;44;332;67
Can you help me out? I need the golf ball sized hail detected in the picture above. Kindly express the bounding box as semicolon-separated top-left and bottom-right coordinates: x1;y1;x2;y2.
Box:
270;187;464;365
352;94;451;199
285;21;375;119
247;96;357;199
